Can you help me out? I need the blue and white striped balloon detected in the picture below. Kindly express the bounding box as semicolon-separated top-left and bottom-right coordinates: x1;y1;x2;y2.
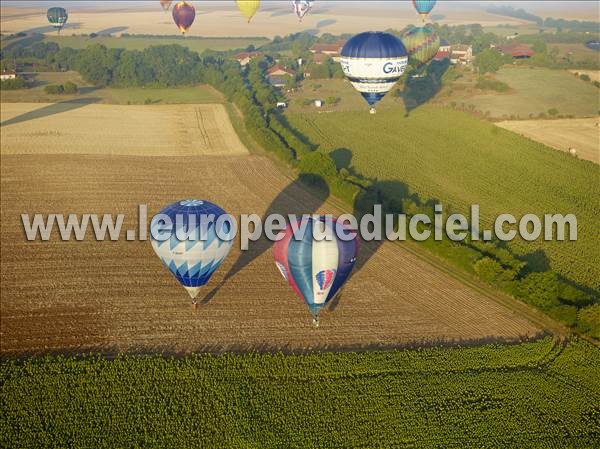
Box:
340;31;408;112
151;199;234;300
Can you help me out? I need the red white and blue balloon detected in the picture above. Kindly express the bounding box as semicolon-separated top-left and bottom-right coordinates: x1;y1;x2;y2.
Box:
151;199;234;300
273;216;359;324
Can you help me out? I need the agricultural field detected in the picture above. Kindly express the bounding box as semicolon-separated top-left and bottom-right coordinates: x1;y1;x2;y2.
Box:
287;79;403;113
43;35;268;53
0;103;247;156
446;67;599;119
0;3;528;38
553;43;600;61
496;117;600;164
286;105;600;292
569;69;600;83
0;72;223;104
0;101;545;355
2;337;599;448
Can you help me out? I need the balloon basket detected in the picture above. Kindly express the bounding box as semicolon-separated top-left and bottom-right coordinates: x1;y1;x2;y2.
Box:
369;108;377;115
312;317;320;328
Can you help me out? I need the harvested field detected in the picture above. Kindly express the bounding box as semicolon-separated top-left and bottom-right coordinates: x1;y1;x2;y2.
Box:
0;152;541;355
569;70;600;83
0;103;247;157
497;118;600;164
0;4;527;38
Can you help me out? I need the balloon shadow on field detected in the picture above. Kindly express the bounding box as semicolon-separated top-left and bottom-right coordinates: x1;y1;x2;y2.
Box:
327;151;417;312
201;174;330;305
400;58;450;114
95;26;128;36
316;19;336;29
0;97;101;128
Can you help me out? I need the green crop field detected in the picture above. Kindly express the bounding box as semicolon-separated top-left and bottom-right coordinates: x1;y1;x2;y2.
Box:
0;71;223;104
44;35;268;53
459;67;599;118
287;105;600;292
2;338;598;448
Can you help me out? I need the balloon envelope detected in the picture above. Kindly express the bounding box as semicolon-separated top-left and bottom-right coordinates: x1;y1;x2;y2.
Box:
46;7;68;30
160;0;172;11
402;26;440;66
172;1;196;34
412;0;437;21
151;199;234;299
237;0;261;22
292;0;312;21
273;216;359;321
340;31;408;108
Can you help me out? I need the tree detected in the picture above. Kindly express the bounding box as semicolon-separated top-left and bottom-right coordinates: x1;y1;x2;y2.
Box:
474;257;504;284
516;271;560;310
474;48;506;74
63;81;78;94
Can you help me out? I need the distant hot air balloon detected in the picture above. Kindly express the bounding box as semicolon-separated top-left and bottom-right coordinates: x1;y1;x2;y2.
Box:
150;199;234;302
402;26;440;67
237;0;260;23
46;7;68;33
412;0;437;22
160;0;172;11
273;216;359;326
292;0;312;22
172;1;196;34
340;31;409;113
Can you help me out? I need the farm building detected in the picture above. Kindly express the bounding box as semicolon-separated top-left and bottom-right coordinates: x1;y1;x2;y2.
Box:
433;50;450;61
0;69;17;81
439;39;451;52
235;51;263;66
310;40;346;62
268;75;289;88
311;52;329;65
450;44;473;65
267;64;295;77
498;43;535;59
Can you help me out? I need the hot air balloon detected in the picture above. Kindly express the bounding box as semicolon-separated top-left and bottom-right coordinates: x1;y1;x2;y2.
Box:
236;0;260;23
150;199;234;302
412;0;437;22
292;0;312;22
340;31;409;114
172;1;196;34
46;7;68;33
402;26;440;67
273;216;359;326
160;0;172;11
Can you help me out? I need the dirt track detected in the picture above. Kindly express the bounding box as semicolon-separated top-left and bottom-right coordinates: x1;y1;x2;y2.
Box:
1;151;541;355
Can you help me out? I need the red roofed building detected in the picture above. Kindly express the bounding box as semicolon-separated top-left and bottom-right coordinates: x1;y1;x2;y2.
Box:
309;40;346;62
312;52;329;65
267;64;295;77
0;69;17;81
498;44;534;59
235;51;263;66
433;50;450;61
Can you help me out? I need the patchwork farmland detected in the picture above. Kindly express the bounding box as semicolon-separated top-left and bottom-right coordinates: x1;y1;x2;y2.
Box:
0;102;542;355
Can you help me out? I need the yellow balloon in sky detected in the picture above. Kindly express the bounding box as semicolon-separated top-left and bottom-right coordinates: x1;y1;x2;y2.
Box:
236;0;260;22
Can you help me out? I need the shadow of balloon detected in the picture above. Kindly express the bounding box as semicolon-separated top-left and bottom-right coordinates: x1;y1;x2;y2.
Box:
0;97;101;128
400;58;450;114
316;19;336;29
201;174;330;305
96;26;128;35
